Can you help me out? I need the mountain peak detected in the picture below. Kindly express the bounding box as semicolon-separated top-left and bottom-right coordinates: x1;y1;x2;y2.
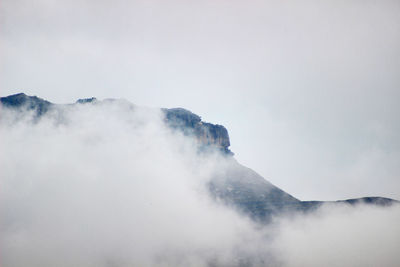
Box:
0;93;233;155
0;93;52;116
162;107;232;155
76;97;97;104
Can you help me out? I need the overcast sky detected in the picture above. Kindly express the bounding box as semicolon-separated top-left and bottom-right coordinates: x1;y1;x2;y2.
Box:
1;0;399;200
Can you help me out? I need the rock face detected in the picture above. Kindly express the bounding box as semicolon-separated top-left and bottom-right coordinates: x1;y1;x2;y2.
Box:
0;93;52;117
1;93;398;223
0;94;232;154
162;108;232;155
76;97;97;104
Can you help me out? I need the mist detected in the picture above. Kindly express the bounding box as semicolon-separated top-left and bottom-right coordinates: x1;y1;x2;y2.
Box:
0;102;270;266
0;102;399;266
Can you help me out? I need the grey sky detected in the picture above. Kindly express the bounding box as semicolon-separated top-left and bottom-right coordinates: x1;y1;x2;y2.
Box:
1;0;399;200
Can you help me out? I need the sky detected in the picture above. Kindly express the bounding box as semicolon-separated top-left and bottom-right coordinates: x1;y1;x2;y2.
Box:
1;0;400;200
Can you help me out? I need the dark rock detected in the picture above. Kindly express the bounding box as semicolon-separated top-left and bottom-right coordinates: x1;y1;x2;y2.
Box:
162;108;201;129
76;97;97;104
0;93;52;117
162;108;233;155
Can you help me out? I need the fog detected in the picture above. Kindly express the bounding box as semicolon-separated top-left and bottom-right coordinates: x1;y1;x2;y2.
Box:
1;103;399;266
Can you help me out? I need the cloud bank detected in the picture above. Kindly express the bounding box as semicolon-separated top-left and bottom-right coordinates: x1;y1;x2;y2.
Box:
0;102;399;266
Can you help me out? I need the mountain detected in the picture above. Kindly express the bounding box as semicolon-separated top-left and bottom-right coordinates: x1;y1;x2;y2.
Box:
0;92;52;116
1;93;398;222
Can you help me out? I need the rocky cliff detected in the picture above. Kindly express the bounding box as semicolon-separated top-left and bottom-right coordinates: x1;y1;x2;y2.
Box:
162;108;232;155
0;93;232;155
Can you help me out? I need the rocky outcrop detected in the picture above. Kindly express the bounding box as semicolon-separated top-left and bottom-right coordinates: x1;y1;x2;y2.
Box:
76;97;97;104
0;93;52;117
0;94;233;155
162;108;232;155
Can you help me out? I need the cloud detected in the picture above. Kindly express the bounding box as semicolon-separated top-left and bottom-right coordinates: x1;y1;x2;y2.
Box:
0;102;270;266
273;204;400;267
0;102;399;266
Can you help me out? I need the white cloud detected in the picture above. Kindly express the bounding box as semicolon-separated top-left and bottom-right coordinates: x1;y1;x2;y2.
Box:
273;204;400;267
0;102;399;266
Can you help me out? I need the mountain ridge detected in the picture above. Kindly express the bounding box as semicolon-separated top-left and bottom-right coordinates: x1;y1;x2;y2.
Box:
1;92;398;222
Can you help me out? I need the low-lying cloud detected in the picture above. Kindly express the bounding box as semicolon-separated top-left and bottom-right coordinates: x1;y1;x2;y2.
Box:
273;204;400;267
0;102;399;266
